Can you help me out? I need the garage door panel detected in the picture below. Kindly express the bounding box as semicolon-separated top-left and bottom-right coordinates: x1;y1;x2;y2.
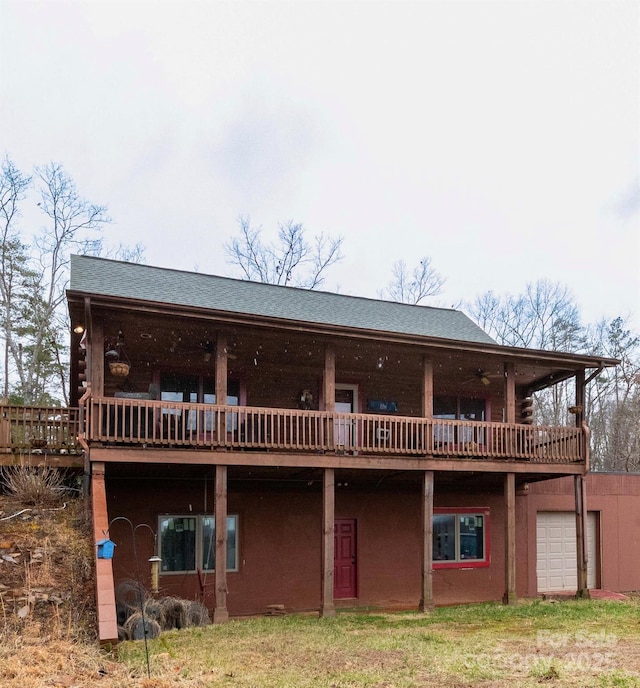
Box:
537;512;596;592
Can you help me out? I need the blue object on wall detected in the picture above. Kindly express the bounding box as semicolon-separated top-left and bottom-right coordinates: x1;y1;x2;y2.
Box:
96;538;116;559
367;400;398;413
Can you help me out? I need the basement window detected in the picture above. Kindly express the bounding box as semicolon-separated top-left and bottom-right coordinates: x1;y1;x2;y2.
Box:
433;508;490;568
158;514;238;574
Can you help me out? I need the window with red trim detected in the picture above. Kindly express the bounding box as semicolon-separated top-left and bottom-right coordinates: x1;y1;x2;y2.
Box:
433;508;490;568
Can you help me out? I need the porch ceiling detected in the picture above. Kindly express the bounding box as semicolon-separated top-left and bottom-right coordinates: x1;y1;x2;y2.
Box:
102;462;556;493
70;306;604;398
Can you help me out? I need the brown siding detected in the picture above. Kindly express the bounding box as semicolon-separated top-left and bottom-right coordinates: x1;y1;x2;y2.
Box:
106;474;533;617
524;473;640;595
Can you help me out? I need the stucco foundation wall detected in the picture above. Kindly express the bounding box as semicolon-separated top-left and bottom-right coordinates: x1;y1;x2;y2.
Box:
105;473;528;616
526;473;640;595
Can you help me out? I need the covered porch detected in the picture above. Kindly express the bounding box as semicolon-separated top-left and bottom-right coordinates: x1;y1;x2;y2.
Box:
91;459;591;645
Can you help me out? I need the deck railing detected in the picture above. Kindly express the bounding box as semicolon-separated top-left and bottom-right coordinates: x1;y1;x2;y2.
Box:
81;397;586;464
0;405;82;455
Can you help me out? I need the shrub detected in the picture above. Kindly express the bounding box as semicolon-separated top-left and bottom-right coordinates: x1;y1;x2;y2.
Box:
0;466;66;506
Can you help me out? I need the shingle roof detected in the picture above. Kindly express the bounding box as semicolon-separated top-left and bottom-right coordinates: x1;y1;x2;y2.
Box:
69;255;496;345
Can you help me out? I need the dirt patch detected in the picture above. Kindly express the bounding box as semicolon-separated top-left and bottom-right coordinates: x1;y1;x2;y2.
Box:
0;494;96;639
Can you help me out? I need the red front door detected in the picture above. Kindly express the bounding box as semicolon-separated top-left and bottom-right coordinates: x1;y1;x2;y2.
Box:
334;519;357;599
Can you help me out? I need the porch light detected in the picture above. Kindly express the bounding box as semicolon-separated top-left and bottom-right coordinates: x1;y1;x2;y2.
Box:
73;325;85;334
479;374;491;386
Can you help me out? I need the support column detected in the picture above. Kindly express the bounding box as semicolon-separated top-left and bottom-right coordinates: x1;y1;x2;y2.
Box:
419;470;434;612
216;333;228;439
324;347;336;412
421;356;433;417
504;362;517;456
91;462;118;645
504;362;516;423
324;347;336;447
575;474;590;599
503;472;517;605
574;370;586;428
421;356;433;453
214;465;229;623
321;467;336;617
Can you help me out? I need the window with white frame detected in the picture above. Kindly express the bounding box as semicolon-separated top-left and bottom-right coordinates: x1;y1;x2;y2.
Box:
433;509;489;568
158;514;238;573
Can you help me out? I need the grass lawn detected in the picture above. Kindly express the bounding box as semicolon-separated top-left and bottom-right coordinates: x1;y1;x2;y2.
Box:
2;598;639;687
113;598;640;688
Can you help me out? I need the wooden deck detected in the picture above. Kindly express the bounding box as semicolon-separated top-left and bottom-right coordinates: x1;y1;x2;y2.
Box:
0;405;83;466
0;400;587;466
85;398;585;464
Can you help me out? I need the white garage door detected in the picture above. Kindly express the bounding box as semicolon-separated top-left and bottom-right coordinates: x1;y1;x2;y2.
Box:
536;511;597;592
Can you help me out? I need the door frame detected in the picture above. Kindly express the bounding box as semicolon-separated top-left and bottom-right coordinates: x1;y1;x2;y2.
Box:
334;517;358;599
334;384;359;448
335;383;359;412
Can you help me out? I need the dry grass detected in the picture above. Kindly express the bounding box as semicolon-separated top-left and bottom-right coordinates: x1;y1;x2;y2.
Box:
0;466;68;506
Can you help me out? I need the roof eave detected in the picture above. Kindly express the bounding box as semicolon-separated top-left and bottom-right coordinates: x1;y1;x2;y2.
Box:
67;289;619;371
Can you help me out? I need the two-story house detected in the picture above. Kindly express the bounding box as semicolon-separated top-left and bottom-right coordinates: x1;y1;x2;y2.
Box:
31;255;620;643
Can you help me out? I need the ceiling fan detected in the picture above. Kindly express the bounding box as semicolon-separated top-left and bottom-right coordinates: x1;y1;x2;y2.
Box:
462;368;502;386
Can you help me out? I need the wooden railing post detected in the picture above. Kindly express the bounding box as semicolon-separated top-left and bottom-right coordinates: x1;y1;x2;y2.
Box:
0;405;10;454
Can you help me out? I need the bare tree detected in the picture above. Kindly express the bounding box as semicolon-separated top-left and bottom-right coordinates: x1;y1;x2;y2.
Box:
0;157;33;400
225;217;343;289
467;282;640;471
468;280;583;350
381;257;445;305
0;157;140;405
585;317;640;471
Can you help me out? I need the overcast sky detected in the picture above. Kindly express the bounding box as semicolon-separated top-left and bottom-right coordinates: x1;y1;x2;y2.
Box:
1;0;639;330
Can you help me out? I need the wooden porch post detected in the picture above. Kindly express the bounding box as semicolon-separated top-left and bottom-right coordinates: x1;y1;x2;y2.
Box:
216;333;228;440
575;474;590;599
419;470;434;612
321;467;336;617
504;362;516;423
324;347;336;412
213;464;229;623
324;347;336;447
421;356;433;417
422;356;433;452
215;333;228;401
503;472;517;605
574;370;586;426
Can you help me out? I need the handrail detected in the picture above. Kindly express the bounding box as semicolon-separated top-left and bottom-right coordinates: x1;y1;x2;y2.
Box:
77;383;92;454
0;405;82;454
80;397;587;465
0;400;586;464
